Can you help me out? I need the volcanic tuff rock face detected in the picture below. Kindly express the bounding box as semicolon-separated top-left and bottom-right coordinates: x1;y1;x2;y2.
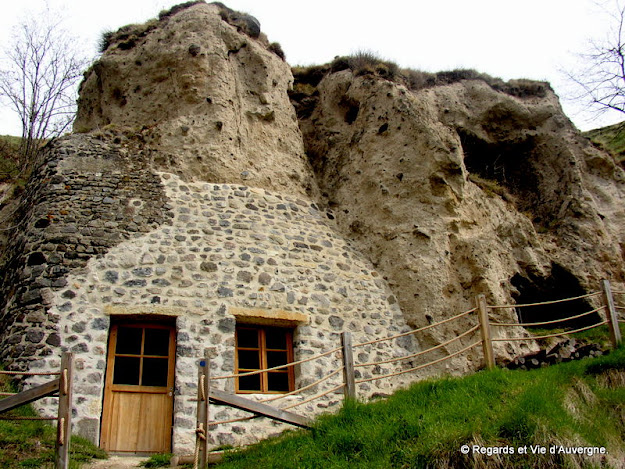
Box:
74;1;318;198
2;0;625;396
291;69;625;342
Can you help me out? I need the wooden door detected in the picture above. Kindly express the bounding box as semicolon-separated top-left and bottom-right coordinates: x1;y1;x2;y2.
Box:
100;323;176;453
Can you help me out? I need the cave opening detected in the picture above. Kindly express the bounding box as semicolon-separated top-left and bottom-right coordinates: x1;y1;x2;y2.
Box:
510;264;601;329
458;128;540;214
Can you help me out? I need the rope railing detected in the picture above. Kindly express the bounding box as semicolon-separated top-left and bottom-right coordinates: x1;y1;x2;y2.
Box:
353;307;477;348
209;415;257;427
258;367;343;403
210;346;342;380
354;325;480;368
492;320;609;342
0;370;61;376
199;280;624;452
355;341;482;385
489;291;601;309
208;377;345;427
282;384;344;410
491;305;606;328
205;348;346;432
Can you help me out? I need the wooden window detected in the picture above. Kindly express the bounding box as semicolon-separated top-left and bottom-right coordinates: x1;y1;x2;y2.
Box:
108;324;174;389
235;325;295;393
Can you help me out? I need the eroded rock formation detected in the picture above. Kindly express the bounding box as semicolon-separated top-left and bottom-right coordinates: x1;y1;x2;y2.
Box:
0;0;624;453
290;68;625;348
74;1;318;198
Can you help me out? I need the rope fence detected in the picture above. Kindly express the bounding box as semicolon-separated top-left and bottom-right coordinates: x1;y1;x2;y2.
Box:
489;291;602;309
0;353;74;469
258;367;343;403
355;341;482;385
210;346;342;380
492;320;609;341
353;307;476;348
491;305;606;328
354;325;480;368
282;384;345;410
194;279;623;461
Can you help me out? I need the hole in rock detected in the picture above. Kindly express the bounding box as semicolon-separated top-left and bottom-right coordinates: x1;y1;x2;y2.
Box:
27;252;47;266
510;263;601;329
339;95;360;124
459;128;539;213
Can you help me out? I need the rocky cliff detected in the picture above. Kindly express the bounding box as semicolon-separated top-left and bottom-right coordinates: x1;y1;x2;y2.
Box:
290;62;625;344
74;1;317;199
0;0;624;450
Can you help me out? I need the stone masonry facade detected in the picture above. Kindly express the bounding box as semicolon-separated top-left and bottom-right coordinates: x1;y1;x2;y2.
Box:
0;135;422;453
0;135;168;368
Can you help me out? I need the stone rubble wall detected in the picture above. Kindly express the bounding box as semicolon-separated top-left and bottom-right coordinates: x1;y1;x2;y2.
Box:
0;134;169;369
3;137;446;452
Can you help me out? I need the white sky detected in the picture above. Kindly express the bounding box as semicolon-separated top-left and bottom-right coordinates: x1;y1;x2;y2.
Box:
0;0;623;134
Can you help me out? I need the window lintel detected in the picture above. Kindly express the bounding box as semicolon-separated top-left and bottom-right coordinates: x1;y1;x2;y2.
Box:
230;306;308;327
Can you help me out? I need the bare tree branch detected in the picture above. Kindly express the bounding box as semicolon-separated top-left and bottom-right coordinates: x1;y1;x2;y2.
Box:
564;1;625;121
0;11;88;172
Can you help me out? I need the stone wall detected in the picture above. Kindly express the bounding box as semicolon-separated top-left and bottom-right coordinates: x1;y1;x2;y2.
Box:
0;134;169;369
2;136;434;453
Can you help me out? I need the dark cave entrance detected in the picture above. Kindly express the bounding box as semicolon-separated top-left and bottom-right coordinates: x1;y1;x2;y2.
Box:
458;129;541;215
510;264;601;329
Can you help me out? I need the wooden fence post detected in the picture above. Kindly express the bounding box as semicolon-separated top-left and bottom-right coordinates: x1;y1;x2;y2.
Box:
476;295;496;370
341;332;356;400
602;279;623;348
196;357;210;469
55;352;73;469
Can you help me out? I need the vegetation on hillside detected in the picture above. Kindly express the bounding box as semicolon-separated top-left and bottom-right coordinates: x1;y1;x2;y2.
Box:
0;135;29;232
0;374;107;468
291;50;550;103
218;347;625;469
0;136;21;183
584;121;625;166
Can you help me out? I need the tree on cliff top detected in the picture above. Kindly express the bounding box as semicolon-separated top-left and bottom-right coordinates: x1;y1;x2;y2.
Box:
566;1;625;118
0;12;88;172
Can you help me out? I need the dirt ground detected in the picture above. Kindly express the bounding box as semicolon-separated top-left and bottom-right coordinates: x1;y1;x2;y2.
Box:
82;456;148;469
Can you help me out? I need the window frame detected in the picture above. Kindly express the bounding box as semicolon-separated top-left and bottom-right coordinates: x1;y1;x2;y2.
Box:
234;325;295;394
105;322;176;393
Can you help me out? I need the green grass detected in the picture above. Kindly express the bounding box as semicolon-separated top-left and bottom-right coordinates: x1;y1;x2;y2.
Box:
140;453;173;467
0;374;108;468
527;323;625;349
0;135;21;182
217;348;625;468
583;121;625;164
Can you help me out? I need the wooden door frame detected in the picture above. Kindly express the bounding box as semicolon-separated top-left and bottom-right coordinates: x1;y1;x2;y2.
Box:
100;321;176;453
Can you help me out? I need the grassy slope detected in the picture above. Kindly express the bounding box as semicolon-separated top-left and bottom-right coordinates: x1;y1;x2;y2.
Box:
0;375;107;468
0;135;20;182
583;121;625;164
218;347;625;469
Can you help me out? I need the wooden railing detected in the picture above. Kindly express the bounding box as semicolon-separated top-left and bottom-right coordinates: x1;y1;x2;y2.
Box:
190;279;624;466
484;279;622;367
0;352;74;469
